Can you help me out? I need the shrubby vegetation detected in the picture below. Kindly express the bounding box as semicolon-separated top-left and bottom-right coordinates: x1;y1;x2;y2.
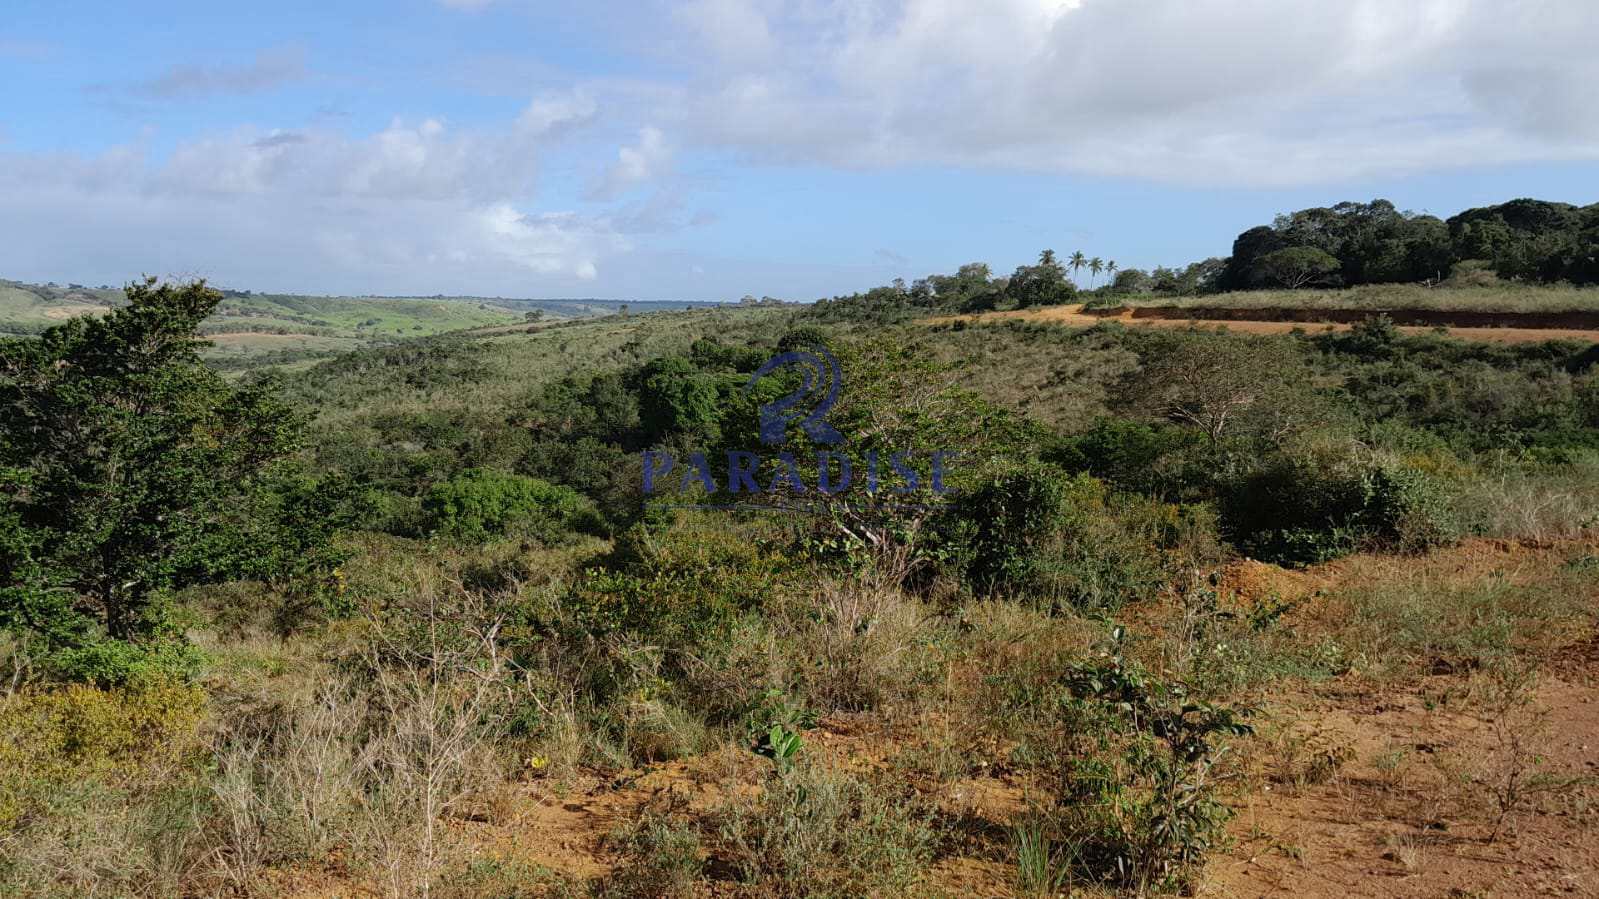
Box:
423;469;603;543
1;267;1595;895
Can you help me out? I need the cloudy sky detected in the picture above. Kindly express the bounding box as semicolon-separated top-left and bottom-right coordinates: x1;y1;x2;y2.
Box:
3;0;1598;299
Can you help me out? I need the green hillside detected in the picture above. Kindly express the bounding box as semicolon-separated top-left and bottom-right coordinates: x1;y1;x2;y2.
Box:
0;280;535;369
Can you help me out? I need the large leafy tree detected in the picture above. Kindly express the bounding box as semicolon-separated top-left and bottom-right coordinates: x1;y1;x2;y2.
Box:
1256;246;1341;289
1005;249;1076;308
0;278;309;646
1222;197;1598;289
1123;331;1326;445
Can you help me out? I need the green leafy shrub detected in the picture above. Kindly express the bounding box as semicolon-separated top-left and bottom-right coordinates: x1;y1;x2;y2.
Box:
422;468;603;543
636;356;724;443
1024;629;1252;894
1220;444;1457;565
1361;461;1460;552
44;637;205;689
948;463;1072;592
945;466;1167;611
1048;419;1205;498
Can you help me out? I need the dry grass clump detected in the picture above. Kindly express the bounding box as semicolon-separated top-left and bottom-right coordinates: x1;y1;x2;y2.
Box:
1450;461;1599;542
711;761;941;898
202;583;522;897
1315;546;1597;679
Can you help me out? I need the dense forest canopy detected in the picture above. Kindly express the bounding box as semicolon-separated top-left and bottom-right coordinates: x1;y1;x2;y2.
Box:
1223;198;1599;289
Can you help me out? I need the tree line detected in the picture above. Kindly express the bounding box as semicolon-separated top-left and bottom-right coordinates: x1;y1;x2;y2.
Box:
808;196;1599;322
1222;197;1599;290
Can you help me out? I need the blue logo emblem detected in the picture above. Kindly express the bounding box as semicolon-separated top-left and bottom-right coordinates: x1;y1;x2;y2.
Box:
640;341;958;508
744;345;843;446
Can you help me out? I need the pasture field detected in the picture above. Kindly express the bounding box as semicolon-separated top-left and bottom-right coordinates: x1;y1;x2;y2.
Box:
2;279;738;377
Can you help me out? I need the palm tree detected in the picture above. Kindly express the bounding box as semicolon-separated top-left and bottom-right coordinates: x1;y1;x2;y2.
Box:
1039;249;1059;268
1106;260;1118;284
1089;257;1104;286
1069;251;1087;281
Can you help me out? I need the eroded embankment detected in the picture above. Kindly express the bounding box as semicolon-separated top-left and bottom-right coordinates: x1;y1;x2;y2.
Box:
1084;304;1599;330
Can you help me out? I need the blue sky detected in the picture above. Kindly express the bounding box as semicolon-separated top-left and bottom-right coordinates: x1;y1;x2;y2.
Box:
3;0;1598;300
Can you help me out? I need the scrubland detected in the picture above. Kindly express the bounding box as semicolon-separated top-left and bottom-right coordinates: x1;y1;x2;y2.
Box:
3;284;1598;897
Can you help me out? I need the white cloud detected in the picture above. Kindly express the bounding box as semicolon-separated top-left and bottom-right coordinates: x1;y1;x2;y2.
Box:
146;116;543;202
672;0;777;66
518;88;599;135
644;0;1599;185
0;111;624;292
590;126;671;199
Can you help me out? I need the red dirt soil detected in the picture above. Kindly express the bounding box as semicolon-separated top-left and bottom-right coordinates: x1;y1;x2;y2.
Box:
934;305;1599;345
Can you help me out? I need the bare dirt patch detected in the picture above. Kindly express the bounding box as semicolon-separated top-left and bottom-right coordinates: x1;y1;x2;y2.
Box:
1210;669;1599;898
935;305;1599;345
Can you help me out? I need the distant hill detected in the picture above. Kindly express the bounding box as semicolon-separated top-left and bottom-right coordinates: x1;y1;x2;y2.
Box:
0;279;729;370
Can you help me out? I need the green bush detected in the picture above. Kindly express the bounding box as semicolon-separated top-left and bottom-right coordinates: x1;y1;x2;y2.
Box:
45;637;205;689
1021;630;1252;894
422;468;603;543
573;518;789;641
1048;419;1207;498
636;356;724;443
949;463;1073;592
945;466;1168;611
1362;461;1460;552
1220;445;1458;565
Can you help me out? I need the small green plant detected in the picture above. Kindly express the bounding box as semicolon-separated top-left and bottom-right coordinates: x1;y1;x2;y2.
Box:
753;723;804;774
1474;660;1588;843
1013;819;1073;896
